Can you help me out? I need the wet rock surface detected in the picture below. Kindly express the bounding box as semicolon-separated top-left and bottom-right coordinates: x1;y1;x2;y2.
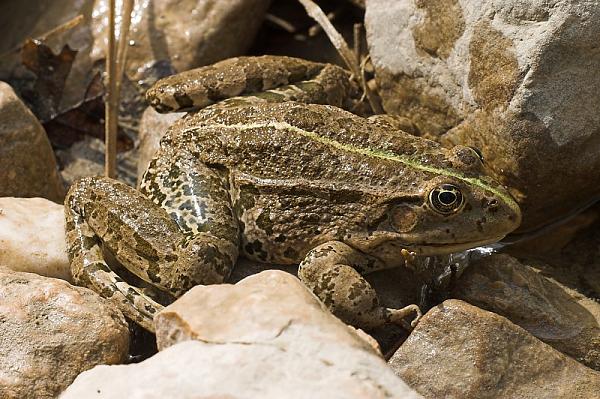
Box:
0;267;129;399
0;197;71;281
389;299;600;399
64;271;421;398
452;253;600;370
0;82;64;201
365;0;600;232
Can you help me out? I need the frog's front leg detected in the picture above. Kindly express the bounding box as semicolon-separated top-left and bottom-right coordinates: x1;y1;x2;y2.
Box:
298;241;421;330
65;152;239;331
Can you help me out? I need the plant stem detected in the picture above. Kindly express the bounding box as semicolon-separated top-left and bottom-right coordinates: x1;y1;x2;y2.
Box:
105;0;118;178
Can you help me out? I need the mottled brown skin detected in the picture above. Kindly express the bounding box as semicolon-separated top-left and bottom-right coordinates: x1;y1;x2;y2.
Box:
65;56;521;332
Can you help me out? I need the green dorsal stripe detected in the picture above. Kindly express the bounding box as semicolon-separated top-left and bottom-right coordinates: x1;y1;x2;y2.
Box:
183;121;519;210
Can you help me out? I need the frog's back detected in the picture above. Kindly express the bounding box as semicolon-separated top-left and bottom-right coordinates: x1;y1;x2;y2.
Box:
151;103;455;264
161;102;450;187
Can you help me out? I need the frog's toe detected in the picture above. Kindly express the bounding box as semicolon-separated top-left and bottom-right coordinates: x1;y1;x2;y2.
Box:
385;304;422;329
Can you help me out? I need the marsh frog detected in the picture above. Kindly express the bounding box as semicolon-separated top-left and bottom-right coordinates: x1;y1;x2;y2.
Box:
65;56;521;331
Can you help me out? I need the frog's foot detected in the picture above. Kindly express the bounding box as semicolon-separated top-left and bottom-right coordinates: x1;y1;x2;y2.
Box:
299;241;409;331
384;304;422;328
65;205;164;331
146;55;363;114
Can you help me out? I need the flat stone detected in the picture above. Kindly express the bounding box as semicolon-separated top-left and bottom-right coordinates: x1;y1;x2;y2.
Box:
0;197;70;281
365;0;600;232
389;299;600;399
0;268;129;398
453;253;600;370
0;82;64;201
63;271;421;398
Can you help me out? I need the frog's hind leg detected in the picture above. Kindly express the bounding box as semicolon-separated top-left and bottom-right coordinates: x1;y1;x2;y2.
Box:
146;55;364;114
65;187;165;331
298;241;421;330
66;159;239;330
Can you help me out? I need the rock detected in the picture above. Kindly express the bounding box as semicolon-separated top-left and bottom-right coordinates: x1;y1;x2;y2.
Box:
0;197;71;281
365;0;600;232
0;268;129;399
1;1;271;122
504;203;600;303
137;107;184;185
92;0;273;80
452;253;600;370
63;271;421;398
389;299;600;399
57;136;138;188
0;82;64;201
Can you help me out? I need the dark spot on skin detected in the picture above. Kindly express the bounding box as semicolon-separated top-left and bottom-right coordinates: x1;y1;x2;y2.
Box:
283;247;299;260
174;92;194;109
255;209;274;235
244;240;268;261
274;235;286;243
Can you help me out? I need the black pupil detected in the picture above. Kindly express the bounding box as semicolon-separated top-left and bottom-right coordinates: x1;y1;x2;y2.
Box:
438;191;456;205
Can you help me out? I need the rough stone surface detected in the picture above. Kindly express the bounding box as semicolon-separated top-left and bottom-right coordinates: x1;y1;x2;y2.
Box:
63;271;421;399
504;203;600;306
365;0;600;232
389;299;600;399
453;253;600;370
0;1;271;121
137;107;184;185
0;268;129;399
0;197;71;281
0;82;64;201
56;136;138;188
92;0;273;79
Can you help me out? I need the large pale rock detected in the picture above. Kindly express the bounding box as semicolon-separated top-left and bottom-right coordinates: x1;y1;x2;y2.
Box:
452;253;600;370
0;268;129;399
137;107;184;185
389;299;600;399
1;1;270;123
91;0;273;80
0;82;64;201
63;271;421;399
0;197;70;280
365;0;600;232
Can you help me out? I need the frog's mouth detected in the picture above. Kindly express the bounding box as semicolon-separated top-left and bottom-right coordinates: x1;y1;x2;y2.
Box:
407;235;507;256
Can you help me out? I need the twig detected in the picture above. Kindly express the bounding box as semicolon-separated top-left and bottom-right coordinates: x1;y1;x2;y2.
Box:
105;0;135;178
265;13;298;34
297;0;383;114
115;0;134;94
353;23;361;62
105;0;118;178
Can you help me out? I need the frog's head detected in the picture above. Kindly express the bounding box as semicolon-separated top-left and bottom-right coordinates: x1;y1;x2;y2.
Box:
351;145;521;258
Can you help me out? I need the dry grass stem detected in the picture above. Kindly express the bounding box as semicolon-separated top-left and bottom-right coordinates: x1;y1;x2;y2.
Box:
265;13;298;33
105;0;118;178
105;0;135;178
297;0;383;114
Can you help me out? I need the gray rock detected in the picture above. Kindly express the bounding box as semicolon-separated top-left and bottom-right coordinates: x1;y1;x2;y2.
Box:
63;271;421;399
0;82;64;201
389;299;600;399
365;0;600;232
0;268;129;399
452;253;600;370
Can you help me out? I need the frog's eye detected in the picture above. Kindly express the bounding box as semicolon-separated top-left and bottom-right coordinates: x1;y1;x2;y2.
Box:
468;146;484;163
428;184;464;215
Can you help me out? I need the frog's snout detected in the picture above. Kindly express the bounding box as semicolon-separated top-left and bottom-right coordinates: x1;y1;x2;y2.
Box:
480;194;522;237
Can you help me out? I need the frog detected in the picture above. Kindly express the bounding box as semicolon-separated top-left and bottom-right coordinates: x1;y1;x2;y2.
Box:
64;55;522;332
